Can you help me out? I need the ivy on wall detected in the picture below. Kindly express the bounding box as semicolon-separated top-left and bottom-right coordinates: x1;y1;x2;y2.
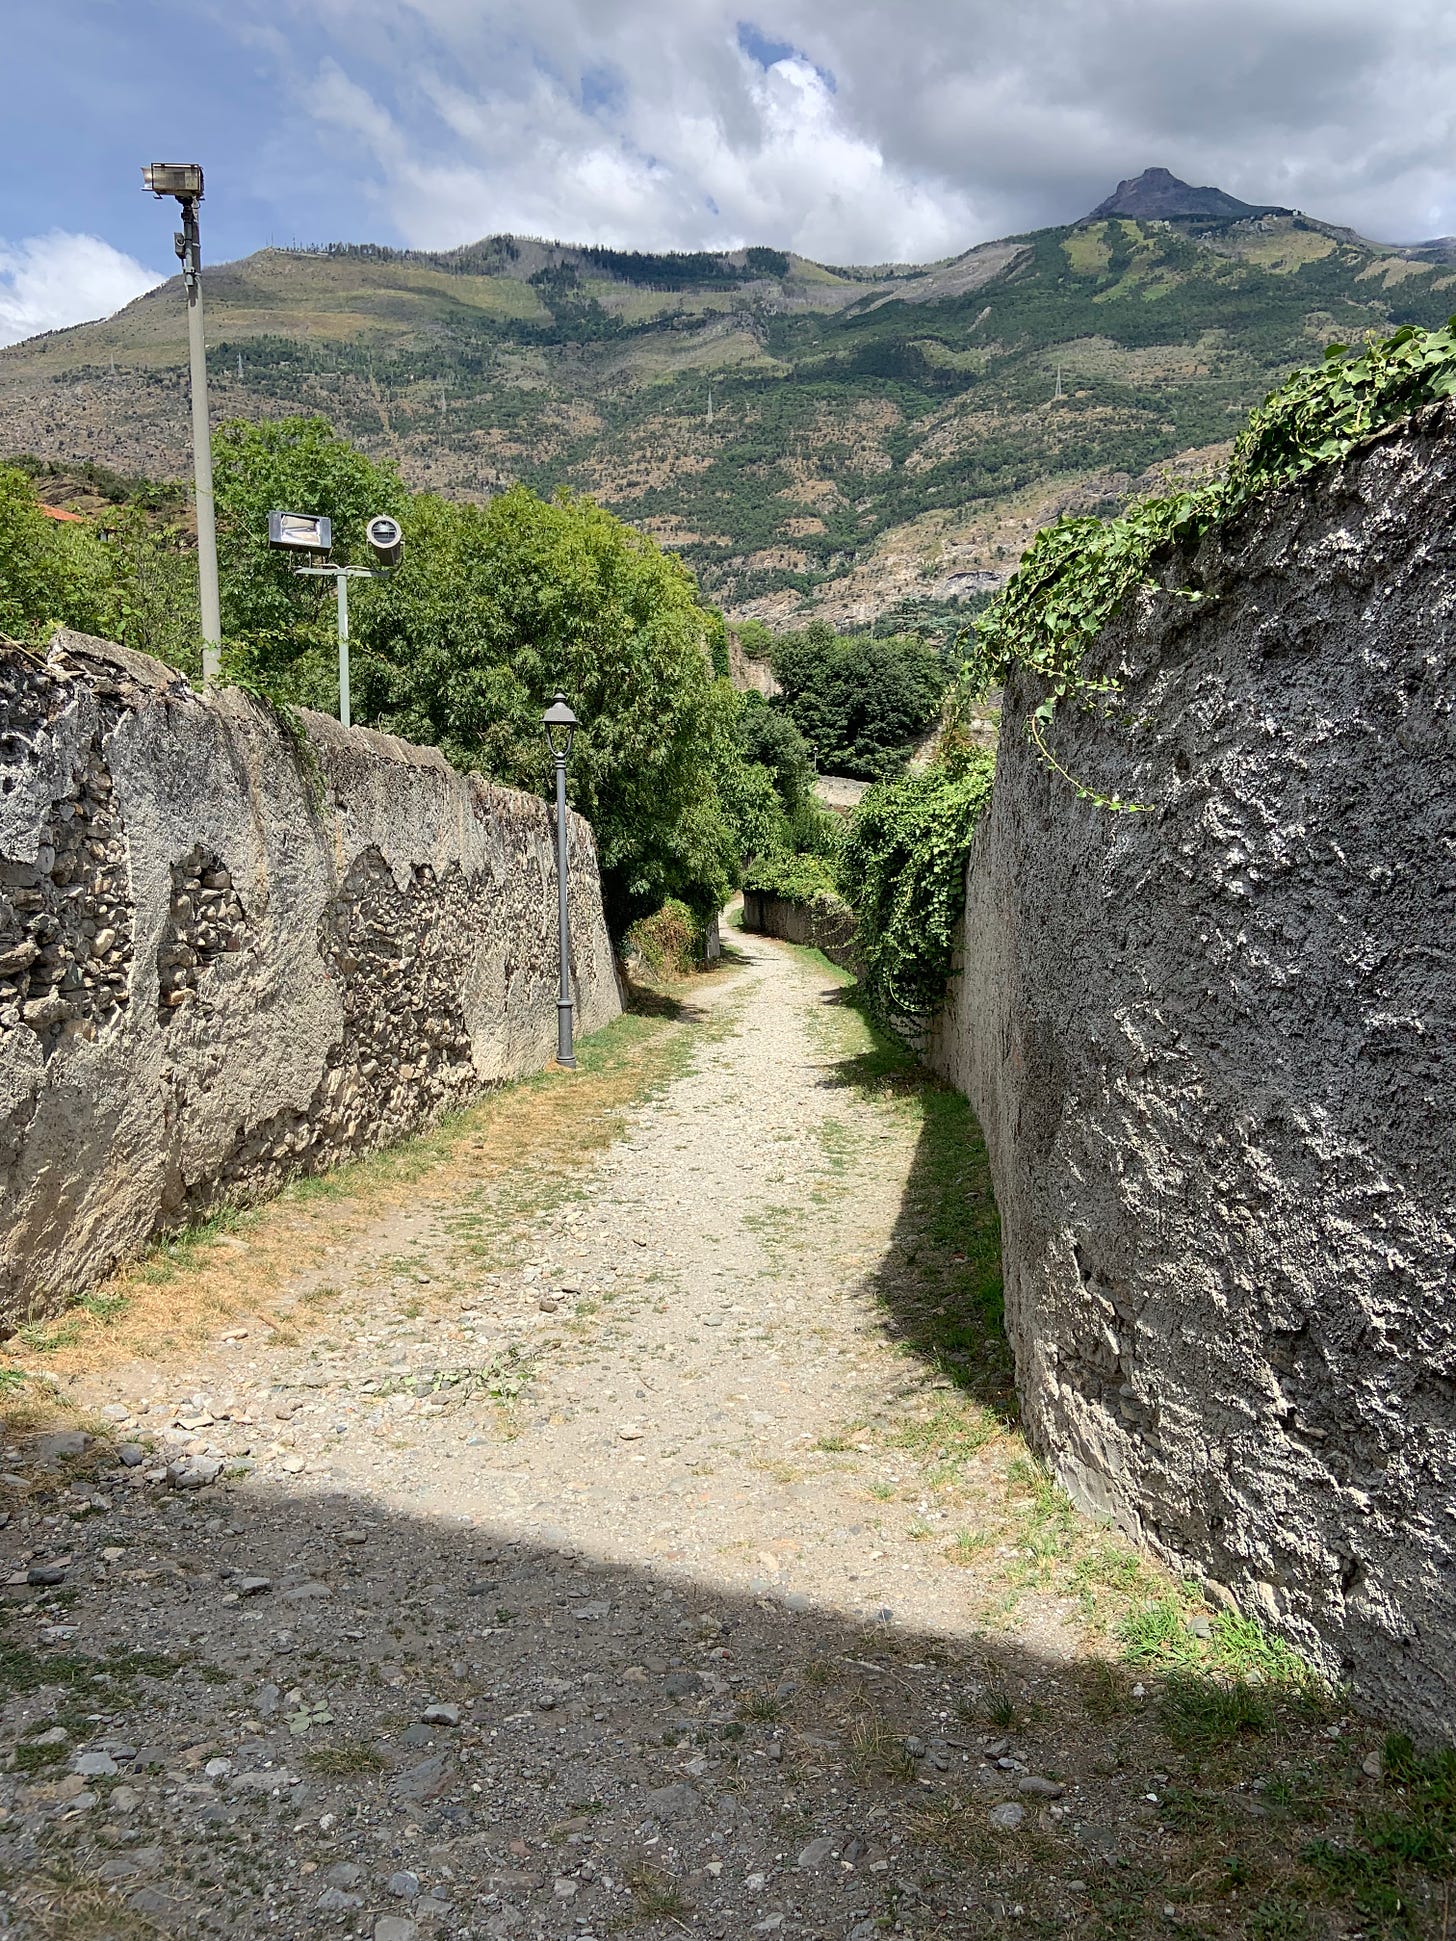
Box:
838;751;997;1022
964;319;1456;802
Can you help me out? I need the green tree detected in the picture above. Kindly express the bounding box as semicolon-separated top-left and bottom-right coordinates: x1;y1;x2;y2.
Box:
209;415;406;709
739;695;816;815
351;485;740;930
0;466;109;644
769;621;947;778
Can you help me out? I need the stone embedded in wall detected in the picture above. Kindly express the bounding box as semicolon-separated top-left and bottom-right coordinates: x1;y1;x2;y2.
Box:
156;846;252;1022
931;400;1456;1738
0;630;621;1325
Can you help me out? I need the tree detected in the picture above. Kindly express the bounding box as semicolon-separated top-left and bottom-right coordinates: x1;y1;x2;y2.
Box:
209;415;406;710
769;620;947;779
0;466;108;645
350;485;741;931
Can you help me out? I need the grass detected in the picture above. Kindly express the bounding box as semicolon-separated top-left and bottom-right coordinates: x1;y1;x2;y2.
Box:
0;974;733;1384
737;1690;783;1723
626;1863;694;1923
303;1738;389;1776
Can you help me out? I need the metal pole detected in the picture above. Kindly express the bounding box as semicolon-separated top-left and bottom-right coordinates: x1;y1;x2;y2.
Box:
554;749;575;1068
179;198;222;684
336;569;351;730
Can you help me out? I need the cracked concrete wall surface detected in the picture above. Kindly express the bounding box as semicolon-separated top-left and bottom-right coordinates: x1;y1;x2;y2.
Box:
930;404;1456;1736
0;631;620;1326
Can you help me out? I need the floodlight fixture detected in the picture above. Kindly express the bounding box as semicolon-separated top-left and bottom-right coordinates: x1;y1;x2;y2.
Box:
268;510;333;555
142;163;205;201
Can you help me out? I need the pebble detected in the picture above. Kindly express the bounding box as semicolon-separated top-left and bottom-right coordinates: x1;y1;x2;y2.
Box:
643;1781;699;1820
988;1802;1026;1830
387;1871;420;1899
27;1564;67;1586
422;1703;460;1725
32;1431;88;1462
74;1751;119;1777
1018;1775;1066;1798
236;1576;273;1598
374;1921;417;1941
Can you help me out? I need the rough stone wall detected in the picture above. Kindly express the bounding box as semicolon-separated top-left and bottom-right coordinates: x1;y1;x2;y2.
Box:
930;404;1456;1736
0;632;620;1326
741;889;859;973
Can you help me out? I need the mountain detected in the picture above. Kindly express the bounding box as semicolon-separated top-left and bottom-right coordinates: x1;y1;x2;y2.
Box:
3;181;1453;628
1086;166;1290;225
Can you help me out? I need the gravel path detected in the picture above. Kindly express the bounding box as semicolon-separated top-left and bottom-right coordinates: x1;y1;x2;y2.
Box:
3;935;1369;1940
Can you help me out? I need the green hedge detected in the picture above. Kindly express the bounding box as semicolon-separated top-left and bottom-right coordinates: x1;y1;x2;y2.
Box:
741;851;842;906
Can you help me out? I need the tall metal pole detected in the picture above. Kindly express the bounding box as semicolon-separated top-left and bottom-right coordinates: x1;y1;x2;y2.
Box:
335;569;351;730
178;198;222;684
553;748;575;1069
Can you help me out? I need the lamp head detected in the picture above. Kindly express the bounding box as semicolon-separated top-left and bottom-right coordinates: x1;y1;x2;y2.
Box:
142;163;204;201
268;510;332;556
543;691;578;758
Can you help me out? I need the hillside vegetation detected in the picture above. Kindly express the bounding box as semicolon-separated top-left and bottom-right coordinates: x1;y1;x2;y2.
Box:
4;181;1454;626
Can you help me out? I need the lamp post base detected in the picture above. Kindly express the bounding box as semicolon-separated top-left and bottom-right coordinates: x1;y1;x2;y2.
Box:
557;1000;576;1070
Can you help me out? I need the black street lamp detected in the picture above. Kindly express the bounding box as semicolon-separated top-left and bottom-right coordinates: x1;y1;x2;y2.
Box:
543;691;579;1069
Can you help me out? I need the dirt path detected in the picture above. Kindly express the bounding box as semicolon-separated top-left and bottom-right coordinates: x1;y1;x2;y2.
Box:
0;935;1414;1940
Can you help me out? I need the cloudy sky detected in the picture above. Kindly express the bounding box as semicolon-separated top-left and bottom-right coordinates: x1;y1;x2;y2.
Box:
2;0;1453;345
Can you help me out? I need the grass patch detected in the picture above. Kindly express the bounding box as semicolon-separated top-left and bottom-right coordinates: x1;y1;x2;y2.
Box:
737;1690;783;1723
0;977;732;1381
626;1862;693;1922
303;1739;389;1776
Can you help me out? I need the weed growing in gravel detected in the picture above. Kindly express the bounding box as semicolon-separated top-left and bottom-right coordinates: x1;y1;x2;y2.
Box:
738;1690;783;1722
848;1710;917;1784
626;1862;693;1922
303;1739;388;1776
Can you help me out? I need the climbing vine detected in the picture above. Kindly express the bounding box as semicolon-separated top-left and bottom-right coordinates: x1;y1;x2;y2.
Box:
964;319;1456;800
839;750;997;1021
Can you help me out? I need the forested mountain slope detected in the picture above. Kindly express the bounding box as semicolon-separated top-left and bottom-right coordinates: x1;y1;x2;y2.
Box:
3;172;1452;624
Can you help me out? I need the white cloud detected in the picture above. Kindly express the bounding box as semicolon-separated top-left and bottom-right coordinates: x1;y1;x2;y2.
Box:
228;0;1456;259
0;231;164;349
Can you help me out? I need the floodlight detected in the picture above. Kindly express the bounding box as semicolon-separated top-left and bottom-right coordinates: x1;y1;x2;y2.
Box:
142;163;204;200
268;510;332;554
365;514;404;567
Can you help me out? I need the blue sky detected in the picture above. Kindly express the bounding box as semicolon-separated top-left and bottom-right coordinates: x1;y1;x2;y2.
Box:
3;0;1453;346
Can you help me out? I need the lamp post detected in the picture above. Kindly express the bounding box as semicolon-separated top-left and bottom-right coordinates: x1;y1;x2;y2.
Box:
142;163;221;685
543;692;579;1070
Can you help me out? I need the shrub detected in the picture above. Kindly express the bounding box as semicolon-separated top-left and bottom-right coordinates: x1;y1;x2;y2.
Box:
626;899;701;978
742;851;842;907
839;752;997;1020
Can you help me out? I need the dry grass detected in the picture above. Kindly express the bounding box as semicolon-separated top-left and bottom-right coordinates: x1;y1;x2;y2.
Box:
1;968;738;1389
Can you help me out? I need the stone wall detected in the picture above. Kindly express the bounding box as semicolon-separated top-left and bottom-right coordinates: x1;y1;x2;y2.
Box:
930;404;1456;1736
740;888;859;973
0;632;620;1327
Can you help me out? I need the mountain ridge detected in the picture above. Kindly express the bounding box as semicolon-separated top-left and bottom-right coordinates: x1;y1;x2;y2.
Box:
4;175;1454;627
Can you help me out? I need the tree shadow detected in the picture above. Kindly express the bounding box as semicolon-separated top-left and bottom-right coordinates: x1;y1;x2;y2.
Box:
1;1441;1400;1941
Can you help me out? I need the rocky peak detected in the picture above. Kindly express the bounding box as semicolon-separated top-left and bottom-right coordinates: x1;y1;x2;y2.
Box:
1086;166;1290;225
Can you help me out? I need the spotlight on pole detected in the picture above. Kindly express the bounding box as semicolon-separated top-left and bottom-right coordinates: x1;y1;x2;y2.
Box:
142;161;221;685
